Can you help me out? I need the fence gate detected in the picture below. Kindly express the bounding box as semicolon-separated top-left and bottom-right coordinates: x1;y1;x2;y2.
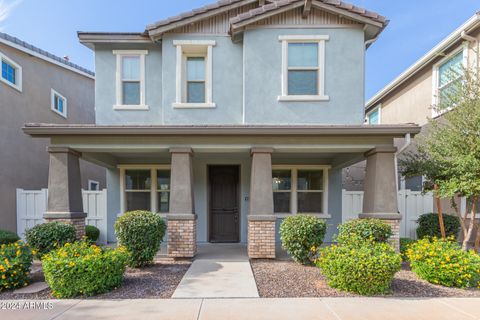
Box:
342;189;434;239
16;189;108;244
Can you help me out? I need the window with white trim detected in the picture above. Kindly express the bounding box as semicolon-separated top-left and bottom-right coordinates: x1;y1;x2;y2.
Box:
432;48;466;116
88;180;100;191
0;52;22;91
51;89;67;118
365;106;380;124
119;165;170;214
272;166;329;216
173;40;215;108
278;35;329;101
113;50;148;110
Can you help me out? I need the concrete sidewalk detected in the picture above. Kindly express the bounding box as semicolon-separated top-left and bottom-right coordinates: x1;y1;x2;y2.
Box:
1;298;480;320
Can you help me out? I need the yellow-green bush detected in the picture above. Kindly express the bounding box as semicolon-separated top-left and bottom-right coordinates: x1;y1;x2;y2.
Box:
337;218;392;245
0;241;33;291
42;241;129;298
407;237;480;288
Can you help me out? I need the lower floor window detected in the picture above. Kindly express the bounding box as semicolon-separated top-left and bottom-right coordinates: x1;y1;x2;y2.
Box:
272;166;329;215
120;166;170;213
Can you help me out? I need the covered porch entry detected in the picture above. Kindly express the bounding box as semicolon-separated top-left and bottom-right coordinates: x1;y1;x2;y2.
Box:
23;124;420;259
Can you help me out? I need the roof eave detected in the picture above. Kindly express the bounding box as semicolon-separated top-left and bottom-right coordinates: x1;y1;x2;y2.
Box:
78;32;152;50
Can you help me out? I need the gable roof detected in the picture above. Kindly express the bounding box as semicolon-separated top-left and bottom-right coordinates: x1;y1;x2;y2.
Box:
146;0;387;40
366;11;480;111
0;32;94;79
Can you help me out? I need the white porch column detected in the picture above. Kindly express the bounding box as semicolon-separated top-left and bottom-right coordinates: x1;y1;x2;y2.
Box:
360;147;401;250
44;147;86;239
248;148;276;259
167;148;196;258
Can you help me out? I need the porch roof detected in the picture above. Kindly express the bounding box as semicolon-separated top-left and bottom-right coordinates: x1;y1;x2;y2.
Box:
23;123;420;137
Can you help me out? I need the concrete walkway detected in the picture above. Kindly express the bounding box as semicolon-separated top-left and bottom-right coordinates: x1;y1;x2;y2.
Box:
2;298;480;320
172;244;259;298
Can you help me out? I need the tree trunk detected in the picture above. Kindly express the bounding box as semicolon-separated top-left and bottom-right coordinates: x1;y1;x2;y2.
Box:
474;222;480;252
434;184;446;239
462;197;477;251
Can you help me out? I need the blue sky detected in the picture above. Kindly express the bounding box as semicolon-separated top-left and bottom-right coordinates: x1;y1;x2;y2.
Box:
0;0;478;99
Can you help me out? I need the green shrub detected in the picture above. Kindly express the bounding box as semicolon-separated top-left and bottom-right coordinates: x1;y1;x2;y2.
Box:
85;225;100;243
400;238;416;261
407;237;480;288
279;214;327;265
0;241;33;291
0;230;20;245
114;211;166;267
25;222;77;259
337;218;392;245
42;241;129;298
317;240;402;295
416;213;460;240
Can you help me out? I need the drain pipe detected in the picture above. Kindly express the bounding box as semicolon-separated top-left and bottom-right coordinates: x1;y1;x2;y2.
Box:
461;30;478;69
394;133;412;191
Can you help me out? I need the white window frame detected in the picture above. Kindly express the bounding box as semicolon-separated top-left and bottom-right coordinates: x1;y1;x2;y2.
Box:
431;45;468;118
113;50;148;110
50;89;67;118
272;165;330;218
365;104;381;124
172;40;216;108
118;164;171;216
0;51;22;92
88;179;100;191
278;35;329;102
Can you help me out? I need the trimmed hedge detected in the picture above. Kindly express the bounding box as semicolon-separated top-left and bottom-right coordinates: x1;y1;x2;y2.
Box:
337;218;392;245
0;230;20;245
407;237;480;288
114;211;166;267
25;222;77;259
85;225;100;243
317;240;402;295
416;213;460;240
279;214;327;265
42;241;129;298
0;241;33;291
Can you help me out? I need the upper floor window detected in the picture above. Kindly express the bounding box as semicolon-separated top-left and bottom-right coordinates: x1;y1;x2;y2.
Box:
88;180;100;191
113;50;148;110
173;40;216;108
51;89;67;118
365;106;381;124
432;48;465;117
278;35;329;102
0;52;22;92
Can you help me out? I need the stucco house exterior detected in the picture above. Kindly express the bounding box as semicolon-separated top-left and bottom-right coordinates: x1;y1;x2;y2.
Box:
24;0;420;259
0;32;105;234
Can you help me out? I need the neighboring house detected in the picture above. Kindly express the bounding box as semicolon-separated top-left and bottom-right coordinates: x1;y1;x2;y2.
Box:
0;32;106;234
24;0;420;258
361;11;480;213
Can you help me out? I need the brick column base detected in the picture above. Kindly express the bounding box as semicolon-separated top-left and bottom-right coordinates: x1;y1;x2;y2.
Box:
359;213;401;252
44;216;86;239
167;215;197;258
248;216;276;259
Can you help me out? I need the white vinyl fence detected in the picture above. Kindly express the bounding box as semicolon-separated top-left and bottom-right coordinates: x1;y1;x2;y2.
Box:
16;188;108;244
342;189;434;239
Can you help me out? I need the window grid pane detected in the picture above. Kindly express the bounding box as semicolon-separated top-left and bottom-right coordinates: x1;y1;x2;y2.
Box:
122;81;140;105
297;192;323;213
288;43;318;67
274;192;291;213
126;192;151;211
122;56;140;80
368;109;379;124
157;191;170;213
297;170;323;191
187;57;205;81
288;70;318;95
157;170;170;191
2;60;16;84
438;52;463;87
125;170;151;190
187;81;206;103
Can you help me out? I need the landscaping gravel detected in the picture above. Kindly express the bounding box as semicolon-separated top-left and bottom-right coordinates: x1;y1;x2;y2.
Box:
0;261;190;300
251;260;480;298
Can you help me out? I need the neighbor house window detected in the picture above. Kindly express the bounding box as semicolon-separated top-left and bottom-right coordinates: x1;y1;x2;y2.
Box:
119;165;170;214
173;40;215;108
113;50;148;110
365;106;381;124
88;180;100;191
433;48;465;117
279;35;329;101
51;89;67;118
0;52;22;91
272;166;329;216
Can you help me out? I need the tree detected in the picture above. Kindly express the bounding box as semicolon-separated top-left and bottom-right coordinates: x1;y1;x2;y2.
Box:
400;67;480;251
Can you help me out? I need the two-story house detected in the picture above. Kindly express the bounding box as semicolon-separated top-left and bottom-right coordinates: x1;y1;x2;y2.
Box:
0;32;105;235
24;0;420;259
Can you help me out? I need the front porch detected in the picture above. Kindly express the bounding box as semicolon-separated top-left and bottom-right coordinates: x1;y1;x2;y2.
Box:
23;124;420;259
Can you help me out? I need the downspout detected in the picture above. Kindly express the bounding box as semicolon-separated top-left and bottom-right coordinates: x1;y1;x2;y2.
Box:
461;30;479;69
364;37;377;48
394;133;411;191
